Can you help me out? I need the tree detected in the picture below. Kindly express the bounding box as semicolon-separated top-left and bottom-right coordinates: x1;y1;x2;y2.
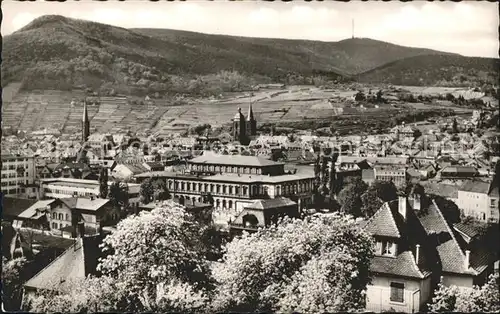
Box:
105;181;129;224
360;180;398;218
452;118;459;134
140;179;154;204
354;91;365;102
98;167;108;198
152;178;171;201
2;257;29;311
428;273;499;312
31;202;214;313
212;214;374;312
376;90;383;103
337;177;368;217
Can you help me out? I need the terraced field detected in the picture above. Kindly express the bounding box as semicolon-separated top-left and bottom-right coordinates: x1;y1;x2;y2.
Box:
2;86;464;136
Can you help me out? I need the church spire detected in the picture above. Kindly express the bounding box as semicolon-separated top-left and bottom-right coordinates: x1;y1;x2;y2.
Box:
247;101;255;122
82;101;90;143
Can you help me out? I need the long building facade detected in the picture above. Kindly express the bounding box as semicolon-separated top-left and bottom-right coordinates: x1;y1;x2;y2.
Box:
134;154;315;222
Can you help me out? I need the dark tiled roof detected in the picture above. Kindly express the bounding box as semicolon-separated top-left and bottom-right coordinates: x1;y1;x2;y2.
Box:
371;252;429;279
245;197;296;210
190;154;283;167
460;180;491;194
60;197;110;211
364;202;401;238
441;166;478;174
453;222;480;240
2;196;38;218
24;235;104;291
18;230;75;250
418;200;478;275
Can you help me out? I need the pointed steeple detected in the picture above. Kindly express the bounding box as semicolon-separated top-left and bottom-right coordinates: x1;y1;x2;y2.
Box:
247;101;257;137
82;101;90;143
247;101;255;122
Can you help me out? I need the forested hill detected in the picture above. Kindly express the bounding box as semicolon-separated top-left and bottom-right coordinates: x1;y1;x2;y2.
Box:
2;14;494;96
357;54;499;87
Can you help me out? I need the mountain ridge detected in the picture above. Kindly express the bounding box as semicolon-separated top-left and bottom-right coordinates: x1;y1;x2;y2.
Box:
2;15;497;96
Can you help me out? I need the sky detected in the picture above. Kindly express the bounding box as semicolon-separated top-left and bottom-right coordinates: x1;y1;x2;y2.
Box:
2;0;498;58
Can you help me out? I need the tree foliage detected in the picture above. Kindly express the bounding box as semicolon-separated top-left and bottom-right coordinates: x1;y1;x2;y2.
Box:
140;178;154;204
2;257;29;311
98;167;108;198
428;273;500;312
212;214;374;312
29;201;214;313
152;178;171;201
338;177;369;217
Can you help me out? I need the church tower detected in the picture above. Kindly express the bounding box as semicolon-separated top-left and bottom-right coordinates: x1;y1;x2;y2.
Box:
82;101;90;143
247;101;257;136
233;107;246;144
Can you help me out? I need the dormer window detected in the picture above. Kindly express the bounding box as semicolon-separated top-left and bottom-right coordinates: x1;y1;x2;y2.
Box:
377;240;397;256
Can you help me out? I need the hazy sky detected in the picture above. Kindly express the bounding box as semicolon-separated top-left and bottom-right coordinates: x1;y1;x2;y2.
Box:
2;0;498;58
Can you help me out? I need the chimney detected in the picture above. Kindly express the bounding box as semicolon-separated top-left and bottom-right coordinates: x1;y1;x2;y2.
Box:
464;250;470;270
398;196;407;220
415;244;421;265
77;221;85;238
411;193;421;211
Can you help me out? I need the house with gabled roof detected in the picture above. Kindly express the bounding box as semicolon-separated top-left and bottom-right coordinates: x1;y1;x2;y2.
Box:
21;225;105;310
364;195;434;313
456;180;499;223
418;200;496;288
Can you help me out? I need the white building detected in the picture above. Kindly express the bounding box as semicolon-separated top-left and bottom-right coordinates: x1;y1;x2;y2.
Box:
456;180;499;223
39;178;141;208
1;154;37;196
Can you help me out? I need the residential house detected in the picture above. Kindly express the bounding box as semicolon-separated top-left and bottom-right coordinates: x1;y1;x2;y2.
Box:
365;193;497;312
13;197;112;236
111;163;149;181
21;229;105;310
418;200;496;288
363;166;407;187
2;196;38;223
364;196;433;313
456;180;499;222
52;162;93;179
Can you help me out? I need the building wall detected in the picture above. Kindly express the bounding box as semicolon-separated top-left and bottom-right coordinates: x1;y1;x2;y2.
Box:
442;274;474;288
457;190;499;222
40;180;140;207
1;156;36;195
366;276;429;313
49;202;73;231
188;162;284;176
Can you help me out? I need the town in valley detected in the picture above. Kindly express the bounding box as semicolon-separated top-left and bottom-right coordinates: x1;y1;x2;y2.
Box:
1;1;499;313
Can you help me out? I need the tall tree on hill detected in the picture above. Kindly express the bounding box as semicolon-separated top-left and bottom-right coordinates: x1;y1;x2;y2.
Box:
99;168;109;199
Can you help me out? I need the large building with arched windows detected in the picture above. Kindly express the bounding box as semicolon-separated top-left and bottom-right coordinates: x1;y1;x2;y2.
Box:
134;153;315;220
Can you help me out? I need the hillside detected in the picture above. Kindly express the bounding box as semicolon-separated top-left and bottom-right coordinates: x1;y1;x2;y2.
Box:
357;54;499;87
2;15;459;96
